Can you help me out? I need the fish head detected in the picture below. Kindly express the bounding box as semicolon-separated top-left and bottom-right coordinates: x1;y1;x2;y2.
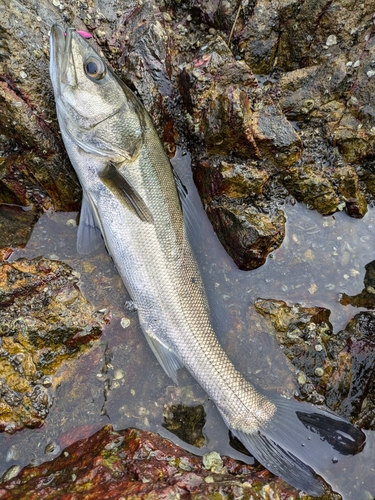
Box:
50;25;124;130
50;25;144;161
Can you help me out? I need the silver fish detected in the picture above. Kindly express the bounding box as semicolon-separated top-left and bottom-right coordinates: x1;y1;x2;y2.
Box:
49;25;365;495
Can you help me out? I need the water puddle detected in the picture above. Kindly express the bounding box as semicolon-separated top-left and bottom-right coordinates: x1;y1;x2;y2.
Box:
0;151;374;498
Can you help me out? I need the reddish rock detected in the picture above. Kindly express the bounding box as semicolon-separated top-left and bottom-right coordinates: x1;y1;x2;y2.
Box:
0;425;324;499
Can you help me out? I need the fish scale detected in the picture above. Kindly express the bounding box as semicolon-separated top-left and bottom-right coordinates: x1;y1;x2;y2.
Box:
49;24;366;496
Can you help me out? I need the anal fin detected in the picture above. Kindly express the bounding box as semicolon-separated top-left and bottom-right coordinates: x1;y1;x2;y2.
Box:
142;330;183;384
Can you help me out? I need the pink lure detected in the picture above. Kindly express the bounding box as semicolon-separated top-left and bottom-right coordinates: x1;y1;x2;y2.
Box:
77;30;92;39
64;30;92;39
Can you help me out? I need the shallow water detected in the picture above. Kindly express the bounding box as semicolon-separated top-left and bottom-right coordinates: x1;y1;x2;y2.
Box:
0;151;374;498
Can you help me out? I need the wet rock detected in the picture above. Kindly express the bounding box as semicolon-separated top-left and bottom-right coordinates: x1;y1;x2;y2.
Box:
236;0;280;74
229;0;373;77
282;164;341;215
325;312;375;428
194;157;269;205
278;60;347;122
180;37;260;158
0;205;38;249
254;299;333;403
254;299;375;428
332;117;375;163
189;0;236;29
162;403;206;447
0;257;105;433
334;165;367;218
0;424;333;499
0;15;81;212
340;259;375;308
251;104;301;168
181;37;301;166
275;0;373;72
206;203;285;270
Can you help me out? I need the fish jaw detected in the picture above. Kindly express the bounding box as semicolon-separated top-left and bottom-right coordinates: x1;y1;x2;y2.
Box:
49;24;65;98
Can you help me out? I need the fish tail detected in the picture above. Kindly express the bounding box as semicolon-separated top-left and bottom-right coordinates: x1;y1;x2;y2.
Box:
228;395;365;496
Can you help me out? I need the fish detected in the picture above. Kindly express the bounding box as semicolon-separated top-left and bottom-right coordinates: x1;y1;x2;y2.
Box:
49;24;366;495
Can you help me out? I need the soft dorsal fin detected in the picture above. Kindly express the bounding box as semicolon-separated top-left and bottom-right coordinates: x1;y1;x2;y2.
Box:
99;162;153;224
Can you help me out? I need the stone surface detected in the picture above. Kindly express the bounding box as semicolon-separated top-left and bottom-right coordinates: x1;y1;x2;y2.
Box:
206;203;285;270
282;164;341;215
340;259;375;309
194;157;269;204
181;37;301;167
0;425;333;500
254;299;375;429
162;403;206;447
0;258;105;433
250;104;301;168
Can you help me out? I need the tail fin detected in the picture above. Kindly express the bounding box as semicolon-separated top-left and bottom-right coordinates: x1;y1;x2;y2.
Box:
228;395;365;496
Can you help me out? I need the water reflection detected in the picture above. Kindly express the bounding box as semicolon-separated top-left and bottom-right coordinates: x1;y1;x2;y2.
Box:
0;151;374;498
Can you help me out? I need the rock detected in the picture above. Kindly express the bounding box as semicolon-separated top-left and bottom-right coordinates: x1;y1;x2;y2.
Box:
206;202;285;270
275;0;373;71
278;60;347;121
333;119;375;163
253;299;336;405
189;0;236;29
194;157;269;204
0;14;81;213
181;37;301;167
0;205;38;249
180;37;260;158
282;164;340;215
236;0;280;74
254;298;375;428
340;260;375;308
0;424;331;499
0;257;105;433
181;39;303;268
251;104;301;168
334;165;367;218
325;312;375;427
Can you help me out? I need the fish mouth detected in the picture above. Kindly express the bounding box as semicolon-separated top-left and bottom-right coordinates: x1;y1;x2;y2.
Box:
50;24;77;94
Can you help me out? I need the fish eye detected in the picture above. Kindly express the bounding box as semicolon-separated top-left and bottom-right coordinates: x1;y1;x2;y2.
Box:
84;57;106;81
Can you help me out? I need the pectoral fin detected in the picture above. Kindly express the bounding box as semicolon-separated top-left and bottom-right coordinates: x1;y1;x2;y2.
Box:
142;329;183;385
77;194;104;255
99;162;153;224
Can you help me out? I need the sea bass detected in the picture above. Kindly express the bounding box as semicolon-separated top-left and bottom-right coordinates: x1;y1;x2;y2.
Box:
49;25;365;495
